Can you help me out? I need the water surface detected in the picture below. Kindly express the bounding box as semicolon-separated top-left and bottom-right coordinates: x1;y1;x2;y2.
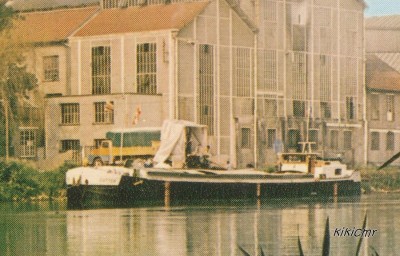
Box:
0;194;398;255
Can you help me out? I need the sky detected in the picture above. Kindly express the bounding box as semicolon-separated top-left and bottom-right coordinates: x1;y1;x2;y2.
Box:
365;0;400;17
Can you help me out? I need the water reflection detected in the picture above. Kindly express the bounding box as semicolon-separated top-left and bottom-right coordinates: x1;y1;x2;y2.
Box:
0;195;398;255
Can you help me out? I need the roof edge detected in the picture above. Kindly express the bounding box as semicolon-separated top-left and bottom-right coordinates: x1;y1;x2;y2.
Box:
68;7;101;38
18;3;99;13
366;87;400;93
357;0;368;9
224;0;259;33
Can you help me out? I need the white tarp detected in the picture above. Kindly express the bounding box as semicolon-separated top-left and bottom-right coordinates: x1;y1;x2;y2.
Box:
153;120;207;165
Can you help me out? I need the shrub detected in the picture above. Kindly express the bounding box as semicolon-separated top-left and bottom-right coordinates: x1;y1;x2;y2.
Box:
0;160;77;201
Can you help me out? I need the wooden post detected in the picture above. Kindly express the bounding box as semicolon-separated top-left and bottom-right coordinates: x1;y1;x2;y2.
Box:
1;89;9;162
256;184;261;198
333;183;338;197
164;181;171;207
5;96;9;161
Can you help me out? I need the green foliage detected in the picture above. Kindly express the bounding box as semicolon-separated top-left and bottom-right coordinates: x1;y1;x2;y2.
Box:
0;3;16;32
259;165;277;173
0;4;38;158
37;162;77;198
360;166;400;192
0;161;40;201
5;64;38;117
0;160;76;201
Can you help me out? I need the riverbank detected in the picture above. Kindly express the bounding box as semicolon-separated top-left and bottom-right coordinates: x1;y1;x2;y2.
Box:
0;160;399;202
360;166;400;193
0;160;75;202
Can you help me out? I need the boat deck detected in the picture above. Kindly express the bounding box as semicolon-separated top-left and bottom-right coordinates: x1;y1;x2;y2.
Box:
137;168;358;184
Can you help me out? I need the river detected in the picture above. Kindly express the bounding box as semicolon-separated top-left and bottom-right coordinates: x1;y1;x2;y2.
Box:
0;194;399;255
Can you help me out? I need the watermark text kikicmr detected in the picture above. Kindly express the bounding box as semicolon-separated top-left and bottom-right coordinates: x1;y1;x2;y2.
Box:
333;227;377;237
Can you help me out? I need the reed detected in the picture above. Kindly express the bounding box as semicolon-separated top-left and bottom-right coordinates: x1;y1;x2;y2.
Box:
238;213;380;256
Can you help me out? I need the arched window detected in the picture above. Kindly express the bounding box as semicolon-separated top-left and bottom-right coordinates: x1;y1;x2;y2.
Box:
386;131;395;151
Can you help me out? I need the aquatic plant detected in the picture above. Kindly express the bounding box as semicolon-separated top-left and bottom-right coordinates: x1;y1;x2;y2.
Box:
321;217;330;256
238;213;380;256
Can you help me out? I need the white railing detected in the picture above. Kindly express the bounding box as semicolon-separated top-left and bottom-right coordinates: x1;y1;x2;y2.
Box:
102;0;206;9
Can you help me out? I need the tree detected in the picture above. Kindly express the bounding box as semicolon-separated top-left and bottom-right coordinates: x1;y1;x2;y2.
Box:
0;3;38;159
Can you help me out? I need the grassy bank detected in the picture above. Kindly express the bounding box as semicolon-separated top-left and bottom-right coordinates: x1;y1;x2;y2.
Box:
1;160;400;202
360;166;400;193
0;160;76;202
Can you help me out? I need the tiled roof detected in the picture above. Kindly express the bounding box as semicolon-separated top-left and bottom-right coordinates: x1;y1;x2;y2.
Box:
375;53;400;73
12;6;99;43
366;15;400;29
366;54;400;92
73;2;210;37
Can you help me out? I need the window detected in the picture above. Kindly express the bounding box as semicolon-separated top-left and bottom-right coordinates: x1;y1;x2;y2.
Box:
234;48;251;97
94;139;105;149
19;105;39;124
199;44;214;135
265;99;277;117
386;94;395;121
43;55;59;82
335;169;342;176
344;131;352;150
292;24;306;51
370;94;379;120
346;97;355;120
94;101;114;124
292;53;306;103
320;27;331;53
293;100;306;117
308;129;318;150
267;129;276;148
20;129;36;158
288;129;300;149
61;103;80;125
345;30;357;56
386;132;394;151
92;46;111;94
319;54;331;118
264;1;277;21
137;43;157;94
60;140;80;152
263;50;277;91
241;128;251;148
330;130;338;149
371;132;380;151
320;102;331;119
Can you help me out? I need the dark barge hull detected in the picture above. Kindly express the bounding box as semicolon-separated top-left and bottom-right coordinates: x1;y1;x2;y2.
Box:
67;176;361;206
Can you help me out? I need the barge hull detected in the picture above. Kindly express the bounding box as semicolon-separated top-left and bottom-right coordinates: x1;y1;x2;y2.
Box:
67;178;361;205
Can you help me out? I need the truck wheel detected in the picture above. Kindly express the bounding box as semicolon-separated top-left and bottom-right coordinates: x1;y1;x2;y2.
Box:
93;158;103;167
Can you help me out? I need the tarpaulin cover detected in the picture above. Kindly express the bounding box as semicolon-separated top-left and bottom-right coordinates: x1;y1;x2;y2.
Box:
153;120;207;164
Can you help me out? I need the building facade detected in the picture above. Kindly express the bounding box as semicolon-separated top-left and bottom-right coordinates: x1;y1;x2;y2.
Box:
251;0;366;166
15;0;366;167
366;16;400;166
9;6;99;161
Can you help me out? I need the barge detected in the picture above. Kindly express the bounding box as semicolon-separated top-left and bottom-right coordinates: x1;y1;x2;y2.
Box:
66;120;361;205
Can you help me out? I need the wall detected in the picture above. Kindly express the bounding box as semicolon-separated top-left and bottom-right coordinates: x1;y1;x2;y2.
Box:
254;0;365;166
176;0;256;167
45;93;163;160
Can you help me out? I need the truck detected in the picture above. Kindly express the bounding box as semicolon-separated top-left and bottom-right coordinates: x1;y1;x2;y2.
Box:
87;127;161;166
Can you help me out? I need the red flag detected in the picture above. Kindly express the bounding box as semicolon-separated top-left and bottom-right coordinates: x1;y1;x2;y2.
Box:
133;105;142;125
104;101;114;111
